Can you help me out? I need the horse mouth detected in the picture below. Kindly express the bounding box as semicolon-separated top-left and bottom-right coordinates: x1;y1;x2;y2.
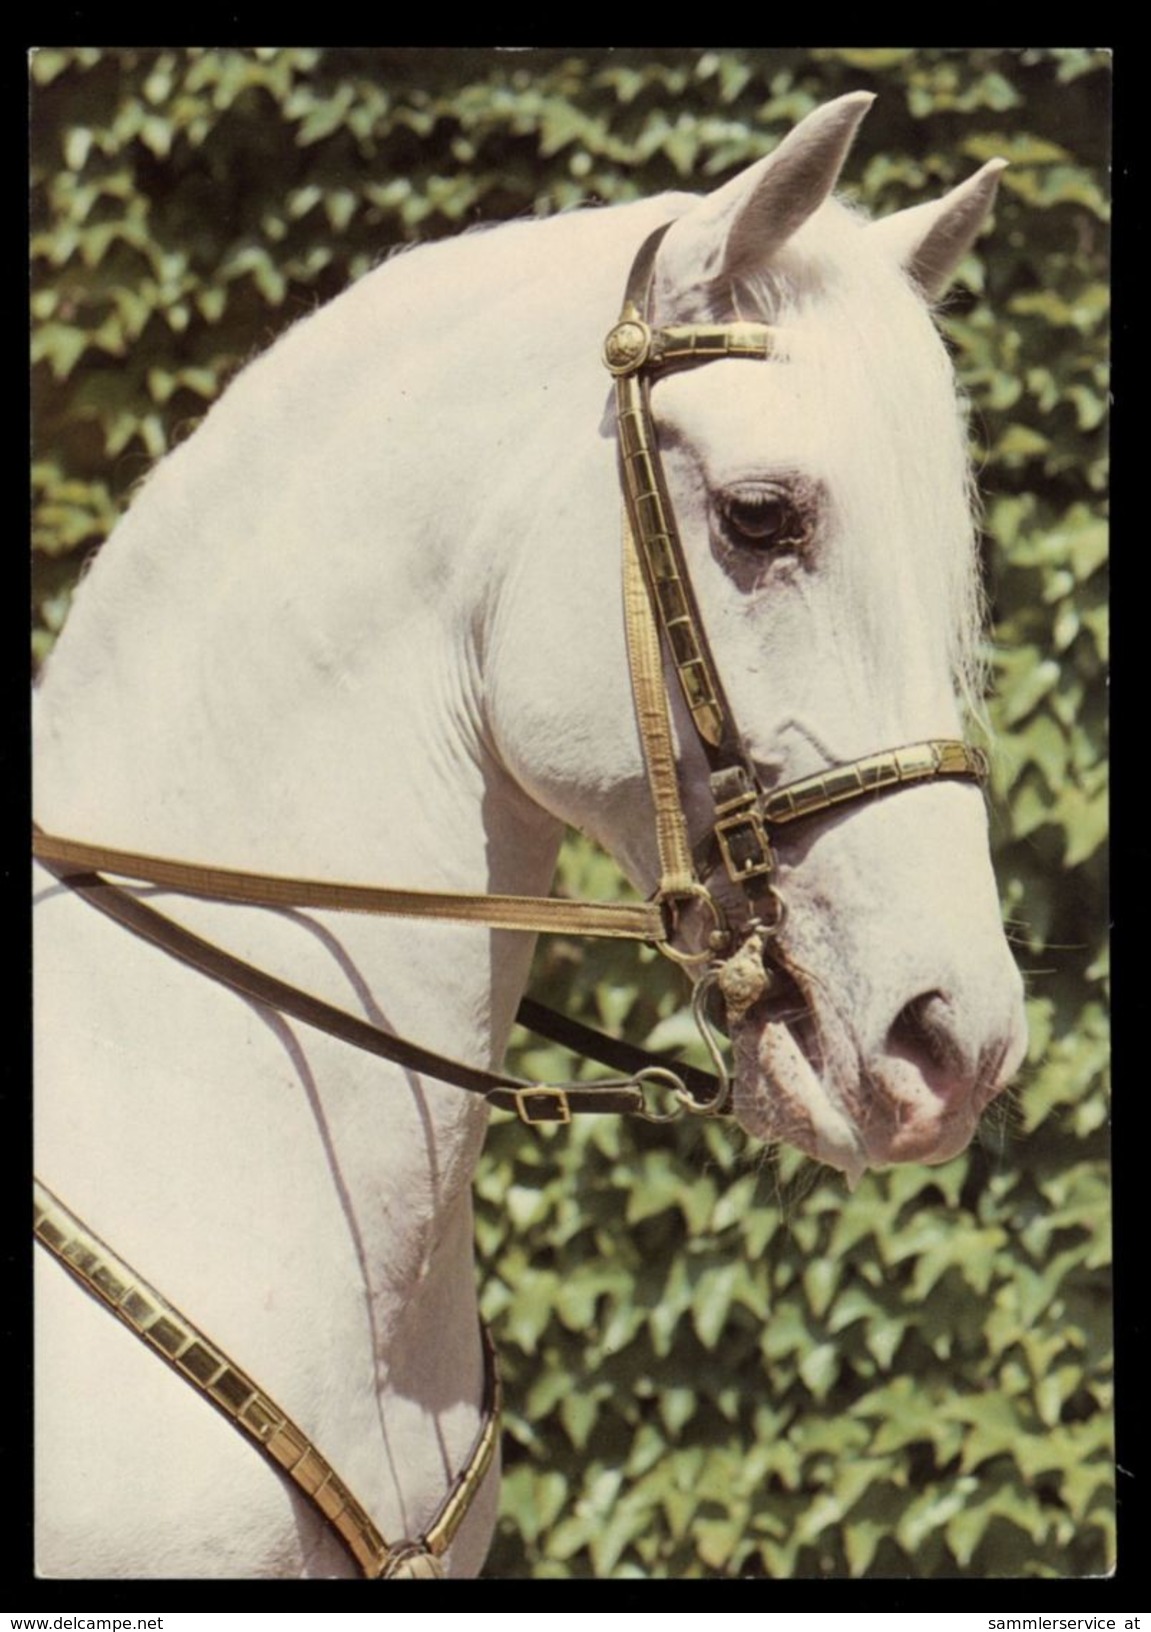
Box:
726;962;983;1185
728;965;869;1188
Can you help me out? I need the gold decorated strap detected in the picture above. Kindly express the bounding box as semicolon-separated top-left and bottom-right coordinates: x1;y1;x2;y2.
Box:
763;741;988;826
621;507;696;897
32;829;664;944
614;365;727;750
602;315;774;377
33;1179;500;1580
605;304;776;758
648;322;775;369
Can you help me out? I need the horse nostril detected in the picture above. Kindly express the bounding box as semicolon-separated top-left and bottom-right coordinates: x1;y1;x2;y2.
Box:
886;990;968;1088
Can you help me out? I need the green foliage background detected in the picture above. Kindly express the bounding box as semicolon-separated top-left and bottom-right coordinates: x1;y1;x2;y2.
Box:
30;48;1111;1578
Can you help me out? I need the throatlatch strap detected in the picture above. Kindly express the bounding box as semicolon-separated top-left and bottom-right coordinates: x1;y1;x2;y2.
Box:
33;1178;501;1579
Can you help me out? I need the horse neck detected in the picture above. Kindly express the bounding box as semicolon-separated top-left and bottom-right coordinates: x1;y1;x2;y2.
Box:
33;208;667;1327
35;198;676;843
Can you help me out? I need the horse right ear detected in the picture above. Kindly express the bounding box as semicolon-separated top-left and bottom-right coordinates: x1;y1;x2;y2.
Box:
867;159;1008;301
653;92;874;315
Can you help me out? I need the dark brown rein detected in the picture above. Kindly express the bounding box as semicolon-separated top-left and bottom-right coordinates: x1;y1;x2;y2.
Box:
32;832;723;1125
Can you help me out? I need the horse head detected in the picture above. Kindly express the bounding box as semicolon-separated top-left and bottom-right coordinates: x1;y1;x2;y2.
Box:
496;93;1026;1186
649;95;1027;1180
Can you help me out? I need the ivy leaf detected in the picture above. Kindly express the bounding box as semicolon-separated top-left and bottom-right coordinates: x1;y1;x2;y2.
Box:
559;1389;600;1451
1057;785;1108;867
690;1261;744;1349
951;1393;1030;1474
797;1342;839;1400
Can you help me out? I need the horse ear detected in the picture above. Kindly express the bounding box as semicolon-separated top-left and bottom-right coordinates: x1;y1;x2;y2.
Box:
869;159;1008;300
654;92;875;309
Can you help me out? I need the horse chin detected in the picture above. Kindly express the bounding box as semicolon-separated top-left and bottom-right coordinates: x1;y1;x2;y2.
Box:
728;992;983;1188
730;1007;870;1191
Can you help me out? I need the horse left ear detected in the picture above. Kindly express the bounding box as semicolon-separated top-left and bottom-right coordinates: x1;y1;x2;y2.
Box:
653;92;875;313
868;159;1008;300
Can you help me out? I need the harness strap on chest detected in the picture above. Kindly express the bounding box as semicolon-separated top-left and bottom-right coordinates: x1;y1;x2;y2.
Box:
34;1178;500;1579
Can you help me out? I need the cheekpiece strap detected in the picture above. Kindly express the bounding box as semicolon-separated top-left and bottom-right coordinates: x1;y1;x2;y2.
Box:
605;226;989;905
605;223;781;908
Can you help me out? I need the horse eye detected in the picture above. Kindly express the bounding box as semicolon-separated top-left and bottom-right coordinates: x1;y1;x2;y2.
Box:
718;487;805;551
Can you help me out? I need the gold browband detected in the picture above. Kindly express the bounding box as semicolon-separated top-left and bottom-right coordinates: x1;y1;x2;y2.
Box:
603;316;775;376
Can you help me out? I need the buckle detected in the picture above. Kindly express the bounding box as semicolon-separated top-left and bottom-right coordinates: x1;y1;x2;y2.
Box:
714;800;775;884
512;1085;572;1126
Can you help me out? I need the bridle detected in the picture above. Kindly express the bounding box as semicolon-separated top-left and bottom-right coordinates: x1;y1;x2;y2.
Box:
32;221;987;1126
32;220;988;1577
601;222;986;1035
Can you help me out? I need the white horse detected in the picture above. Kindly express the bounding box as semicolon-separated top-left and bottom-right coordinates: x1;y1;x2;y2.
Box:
33;93;1027;1578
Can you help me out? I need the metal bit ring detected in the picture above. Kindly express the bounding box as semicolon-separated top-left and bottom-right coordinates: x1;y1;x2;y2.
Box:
654;882;730;969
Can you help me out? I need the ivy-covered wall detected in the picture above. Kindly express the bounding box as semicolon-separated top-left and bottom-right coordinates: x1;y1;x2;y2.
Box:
30;48;1111;1578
